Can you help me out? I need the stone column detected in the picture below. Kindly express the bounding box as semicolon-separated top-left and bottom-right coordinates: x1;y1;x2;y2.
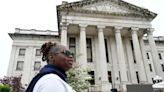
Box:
114;26;128;82
147;28;163;76
79;24;87;68
131;27;147;83
60;22;68;47
125;38;137;83
97;26;110;91
139;36;150;82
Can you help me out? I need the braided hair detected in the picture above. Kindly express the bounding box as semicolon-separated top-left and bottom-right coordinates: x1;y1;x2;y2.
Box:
40;42;57;62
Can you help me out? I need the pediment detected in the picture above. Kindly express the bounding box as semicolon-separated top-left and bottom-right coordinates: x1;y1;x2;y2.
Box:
57;0;157;19
76;1;134;14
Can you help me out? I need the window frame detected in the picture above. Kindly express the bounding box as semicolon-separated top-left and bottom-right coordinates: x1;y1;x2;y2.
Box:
19;48;26;56
35;49;41;56
16;61;24;71
34;61;41;71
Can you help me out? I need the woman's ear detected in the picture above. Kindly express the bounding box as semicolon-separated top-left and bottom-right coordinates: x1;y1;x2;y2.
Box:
48;55;54;62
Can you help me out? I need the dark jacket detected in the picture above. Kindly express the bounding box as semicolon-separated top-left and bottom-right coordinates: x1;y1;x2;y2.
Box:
26;64;67;92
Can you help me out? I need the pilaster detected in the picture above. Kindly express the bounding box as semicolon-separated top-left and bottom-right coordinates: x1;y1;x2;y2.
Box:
60;22;68;47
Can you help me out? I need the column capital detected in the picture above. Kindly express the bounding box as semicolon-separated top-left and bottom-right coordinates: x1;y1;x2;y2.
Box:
131;27;139;34
79;24;88;28
131;27;139;31
97;25;105;32
114;26;123;30
60;22;69;27
97;25;106;29
146;28;155;35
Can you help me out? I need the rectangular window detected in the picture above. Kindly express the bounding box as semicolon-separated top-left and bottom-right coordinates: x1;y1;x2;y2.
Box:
36;49;41;56
69;37;76;58
87;38;92;62
146;53;150;59
130;40;134;50
119;71;121;82
34;61;41;70
19;48;26;56
16;61;24;70
161;64;164;72
149;64;153;72
105;39;109;63
158;53;162;60
133;53;136;63
88;71;95;85
108;71;112;83
131;40;136;63
136;71;140;83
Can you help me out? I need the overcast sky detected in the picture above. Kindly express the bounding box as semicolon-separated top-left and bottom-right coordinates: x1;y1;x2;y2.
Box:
0;0;163;78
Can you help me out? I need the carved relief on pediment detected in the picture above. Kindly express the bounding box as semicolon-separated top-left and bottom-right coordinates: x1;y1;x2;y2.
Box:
77;1;134;14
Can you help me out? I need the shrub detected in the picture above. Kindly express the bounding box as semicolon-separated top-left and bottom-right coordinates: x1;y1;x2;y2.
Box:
0;85;11;92
67;64;91;92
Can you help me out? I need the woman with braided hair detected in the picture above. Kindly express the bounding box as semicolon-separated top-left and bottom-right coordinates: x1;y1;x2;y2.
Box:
26;42;75;92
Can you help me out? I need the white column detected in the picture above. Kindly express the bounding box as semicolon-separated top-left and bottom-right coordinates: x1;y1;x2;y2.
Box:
60;22;68;47
79;24;87;68
114;26;128;82
125;38;137;83
139;36;150;82
110;37;120;87
131;27;147;82
97;25;108;83
147;28;163;76
97;25;110;92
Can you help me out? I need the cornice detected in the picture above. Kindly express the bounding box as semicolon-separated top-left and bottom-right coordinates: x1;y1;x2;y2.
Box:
61;9;152;18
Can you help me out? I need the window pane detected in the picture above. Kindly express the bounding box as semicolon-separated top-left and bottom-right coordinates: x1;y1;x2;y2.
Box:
105;39;109;63
69;37;76;59
108;71;112;83
70;47;75;58
136;71;140;83
34;61;41;70
149;64;153;72
88;71;95;85
161;64;164;72
158;53;162;60
36;49;41;56
69;38;75;45
19;48;25;56
87;38;92;62
16;61;24;70
146;53;150;59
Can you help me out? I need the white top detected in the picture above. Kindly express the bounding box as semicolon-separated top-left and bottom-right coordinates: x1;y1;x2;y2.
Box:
33;74;75;92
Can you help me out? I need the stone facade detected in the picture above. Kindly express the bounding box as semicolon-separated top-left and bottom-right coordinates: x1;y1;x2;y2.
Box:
7;0;164;92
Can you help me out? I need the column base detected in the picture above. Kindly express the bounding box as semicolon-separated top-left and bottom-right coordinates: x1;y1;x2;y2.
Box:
91;83;112;92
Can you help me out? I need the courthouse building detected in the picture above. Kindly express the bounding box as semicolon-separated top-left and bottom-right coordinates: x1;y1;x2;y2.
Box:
7;0;164;92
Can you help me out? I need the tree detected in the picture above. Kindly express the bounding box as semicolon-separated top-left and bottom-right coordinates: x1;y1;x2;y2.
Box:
0;75;23;92
67;64;91;92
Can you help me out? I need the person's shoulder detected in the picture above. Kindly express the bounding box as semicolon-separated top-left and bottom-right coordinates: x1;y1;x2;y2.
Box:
33;74;65;92
39;74;61;82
